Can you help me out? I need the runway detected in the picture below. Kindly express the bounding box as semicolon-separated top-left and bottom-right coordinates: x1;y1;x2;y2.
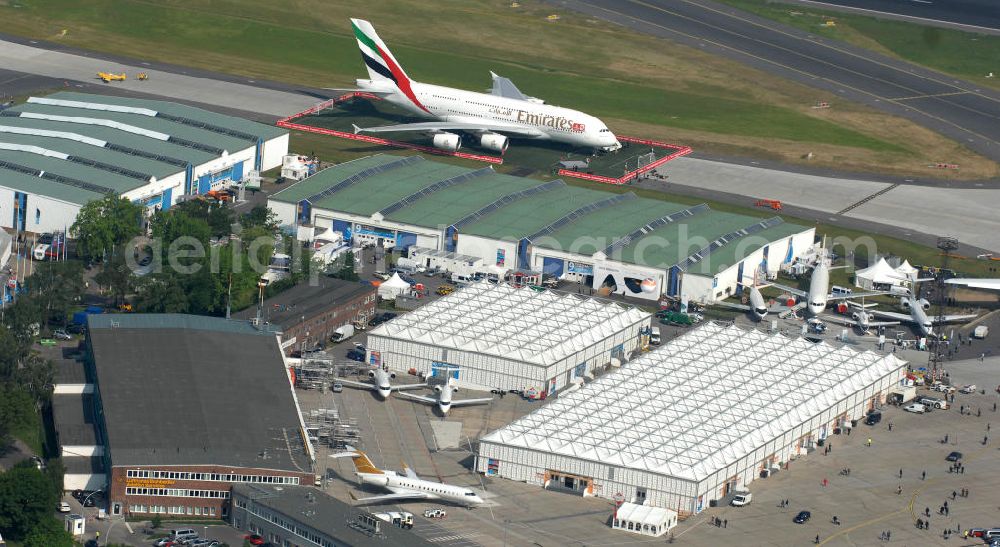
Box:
549;0;1000;164
788;0;1000;33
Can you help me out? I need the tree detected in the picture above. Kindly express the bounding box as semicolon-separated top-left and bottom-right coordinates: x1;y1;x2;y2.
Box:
136;274;190;313
94;249;135;308
71;194;144;263
26;261;85;327
1;297;43;359
243;204;278;230
0;465;59;540
330;251;359;281
22;514;74;547
167;199;234;238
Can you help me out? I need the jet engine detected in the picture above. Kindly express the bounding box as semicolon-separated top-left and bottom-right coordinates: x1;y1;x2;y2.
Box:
360;474;390;487
434;385;459;393
432;132;461;151
368;370;376;378
918;298;931;310
479;132;509;152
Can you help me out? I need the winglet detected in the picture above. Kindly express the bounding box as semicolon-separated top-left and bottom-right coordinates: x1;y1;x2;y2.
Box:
352;124;362;134
489;70;499;79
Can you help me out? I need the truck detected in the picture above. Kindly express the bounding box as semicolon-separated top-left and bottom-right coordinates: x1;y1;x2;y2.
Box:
731;490;752;506
887;385;916;405
973;325;989;339
330;324;355;343
372;511;414;529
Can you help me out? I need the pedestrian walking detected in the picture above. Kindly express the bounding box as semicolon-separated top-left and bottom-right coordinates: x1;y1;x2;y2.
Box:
867;437;872;447
822;477;828;487
898;468;903;479
815;534;820;544
978;408;982;417
922;470;926;480
886;530;890;541
925;507;930;517
952;490;957;500
989;423;992;432
897;485;902;495
961;465;965;474
723;519;727;528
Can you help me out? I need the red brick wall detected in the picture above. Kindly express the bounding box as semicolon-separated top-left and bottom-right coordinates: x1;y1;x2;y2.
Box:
110;465;314;520
282;287;376;350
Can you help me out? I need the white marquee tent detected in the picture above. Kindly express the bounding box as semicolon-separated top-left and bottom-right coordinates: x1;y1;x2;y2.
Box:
854;257;902;290
478;322;906;515
377;273;411;299
367;282;650;390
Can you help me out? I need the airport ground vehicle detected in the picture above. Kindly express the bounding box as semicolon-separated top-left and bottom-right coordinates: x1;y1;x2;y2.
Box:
424;508;447;518
731;491;752;506
754;199;783;211
373;511;414;528
904;403;927;414
649;327;661;345
436;284;455;296
916;396;948;409
959;384;978;394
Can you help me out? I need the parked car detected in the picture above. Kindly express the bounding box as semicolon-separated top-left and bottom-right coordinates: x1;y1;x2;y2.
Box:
244;535;265;546
916;396;947;409
946;451;963;462
58;501;71;512
931;383;956;394
793;510;811;524
372;271;391;281
904;403;927;414
332;382;343;393
346;349;365;362
959;384;977;394
53;329;72;340
188;540;219;547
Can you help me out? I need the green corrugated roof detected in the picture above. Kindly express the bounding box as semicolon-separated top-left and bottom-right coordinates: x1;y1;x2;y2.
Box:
685;221;806;276
461;185;613;240
614;210;760;270
0;133;178;179
270;154;401;204
384;172;545;228
330;162;469;216
12;103;251;154
0;168;103;205
0;116;215;165
0;148;146;194
48;92;285;141
538;198;689;254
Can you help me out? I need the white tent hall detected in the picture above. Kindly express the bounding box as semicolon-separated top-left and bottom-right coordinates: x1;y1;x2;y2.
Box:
366;282;650;391
854;257;903;290
477;322;907;517
377;272;411;299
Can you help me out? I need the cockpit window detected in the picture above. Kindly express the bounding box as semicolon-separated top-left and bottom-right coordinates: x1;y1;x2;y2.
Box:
599;128;611;133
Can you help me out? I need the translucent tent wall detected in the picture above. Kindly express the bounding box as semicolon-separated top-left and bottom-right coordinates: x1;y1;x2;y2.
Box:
478;322;906;515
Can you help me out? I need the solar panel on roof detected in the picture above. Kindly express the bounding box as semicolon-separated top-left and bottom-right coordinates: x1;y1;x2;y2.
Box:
68;156;151;181
451;179;566;230
167;136;223;155
380;167;493;216
104;143;187;167
526;193;636;242
155;112;258;141
304;155;422;204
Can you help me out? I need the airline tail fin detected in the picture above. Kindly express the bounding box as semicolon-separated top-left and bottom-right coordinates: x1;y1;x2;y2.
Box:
351;18;410;85
337;446;383;475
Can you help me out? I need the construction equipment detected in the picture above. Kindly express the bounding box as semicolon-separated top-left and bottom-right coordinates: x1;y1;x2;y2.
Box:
97;72;126;83
754;199;783;211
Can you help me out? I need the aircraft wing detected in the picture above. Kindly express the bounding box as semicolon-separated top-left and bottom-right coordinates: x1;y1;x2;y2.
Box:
769;282;807;298
395;391;437;404
353;121;544;138
349;491;433;505
932;314;978;324
392;383;429;392
946;278;1000;290
820;315;857;327
335;379;375;391
712;300;750;312
867;310;912;322
489;71;539;102
449;397;493;407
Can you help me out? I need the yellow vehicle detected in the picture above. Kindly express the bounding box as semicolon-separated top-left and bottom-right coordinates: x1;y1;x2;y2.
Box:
136;73;148;81
97;71;126;83
436;284;454;296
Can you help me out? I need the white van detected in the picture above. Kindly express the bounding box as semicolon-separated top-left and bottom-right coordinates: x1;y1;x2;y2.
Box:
831;285;852;297
451;273;473;284
170;529;198;542
649;327;661;345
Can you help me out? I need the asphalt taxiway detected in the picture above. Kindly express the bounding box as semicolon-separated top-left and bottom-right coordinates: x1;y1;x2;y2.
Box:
549;0;1000;165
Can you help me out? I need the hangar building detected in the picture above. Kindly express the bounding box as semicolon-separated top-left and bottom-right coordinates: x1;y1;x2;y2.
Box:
53;314;314;519
366;282;650;391
268;154;815;303
477;322;907;515
0;92;287;233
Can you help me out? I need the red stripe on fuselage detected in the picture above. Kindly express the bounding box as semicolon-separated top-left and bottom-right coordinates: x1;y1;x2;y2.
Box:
376;44;430;114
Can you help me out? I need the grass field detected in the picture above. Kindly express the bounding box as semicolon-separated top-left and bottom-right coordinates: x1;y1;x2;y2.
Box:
1;0;995;177
715;0;1000;90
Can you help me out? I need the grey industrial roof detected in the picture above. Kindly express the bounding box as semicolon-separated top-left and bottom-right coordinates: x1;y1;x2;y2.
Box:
64;456;105;475
232;277;375;330
86;314;309;472
0;92;286;204
232;484;435;547
52;393;98;447
55;358;88;385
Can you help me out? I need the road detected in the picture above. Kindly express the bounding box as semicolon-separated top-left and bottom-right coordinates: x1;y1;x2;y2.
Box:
548;0;1000;165
783;0;1000;33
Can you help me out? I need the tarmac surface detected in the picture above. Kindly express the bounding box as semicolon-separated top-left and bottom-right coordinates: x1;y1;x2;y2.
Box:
548;0;1000;165
651;157;1000;253
784;0;1000;33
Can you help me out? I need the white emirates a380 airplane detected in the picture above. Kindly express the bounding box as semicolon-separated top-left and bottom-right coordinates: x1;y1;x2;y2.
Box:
342;18;622;153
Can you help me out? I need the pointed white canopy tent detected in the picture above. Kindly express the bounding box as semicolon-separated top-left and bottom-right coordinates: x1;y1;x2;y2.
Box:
894;260;918;281
478;323;907;517
377;272;411;299
367;282;650;390
854;257;904;290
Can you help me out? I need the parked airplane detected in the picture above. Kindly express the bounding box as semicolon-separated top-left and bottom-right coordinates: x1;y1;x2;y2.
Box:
336;367;426;399
713;280;787;320
396;377;492;415
823;300;899;334
866;293;977;337
340;19;621;153
331;447;485;507
770;259;885;316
